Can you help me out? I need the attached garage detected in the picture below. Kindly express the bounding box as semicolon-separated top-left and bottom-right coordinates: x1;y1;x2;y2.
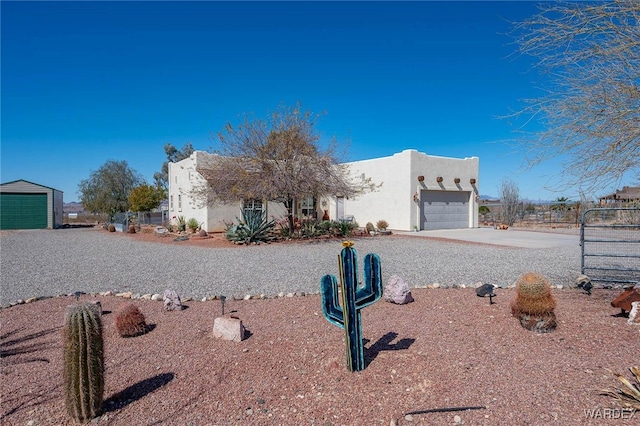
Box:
421;190;470;230
0;180;63;230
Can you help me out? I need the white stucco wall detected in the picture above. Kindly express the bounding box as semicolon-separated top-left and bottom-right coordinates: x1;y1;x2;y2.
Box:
341;149;479;231
168;152;288;232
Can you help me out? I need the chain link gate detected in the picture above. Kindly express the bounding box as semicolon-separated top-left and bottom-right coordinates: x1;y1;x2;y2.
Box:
580;207;640;285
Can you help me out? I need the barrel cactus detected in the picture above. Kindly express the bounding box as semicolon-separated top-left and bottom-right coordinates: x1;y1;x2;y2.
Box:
510;272;557;332
115;303;147;337
63;302;104;422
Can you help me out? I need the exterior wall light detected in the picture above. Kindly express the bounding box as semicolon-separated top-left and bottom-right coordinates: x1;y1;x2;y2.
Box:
417;175;425;182
436;176;443;183
454;178;461;184
470;178;477;185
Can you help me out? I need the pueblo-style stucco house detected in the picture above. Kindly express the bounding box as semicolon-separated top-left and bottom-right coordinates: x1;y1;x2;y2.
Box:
332;149;479;231
168;149;479;232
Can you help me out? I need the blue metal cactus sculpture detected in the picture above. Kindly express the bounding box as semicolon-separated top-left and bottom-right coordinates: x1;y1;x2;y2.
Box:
321;241;383;372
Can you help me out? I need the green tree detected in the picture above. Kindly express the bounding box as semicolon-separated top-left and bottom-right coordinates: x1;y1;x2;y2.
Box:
154;142;195;189
78;160;143;218
194;103;377;234
509;0;640;194
128;184;166;212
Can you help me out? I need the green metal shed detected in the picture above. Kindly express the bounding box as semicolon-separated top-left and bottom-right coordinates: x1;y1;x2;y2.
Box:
0;180;64;229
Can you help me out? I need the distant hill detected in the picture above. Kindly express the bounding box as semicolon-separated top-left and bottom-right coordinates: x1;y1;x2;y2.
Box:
63;202;85;213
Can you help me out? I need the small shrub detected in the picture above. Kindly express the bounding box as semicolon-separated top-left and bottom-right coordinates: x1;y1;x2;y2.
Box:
331;220;357;237
601;366;640;410
173;215;186;232
365;222;375;233
187;218;200;232
114;303;147;337
225;210;276;244
376;220;389;230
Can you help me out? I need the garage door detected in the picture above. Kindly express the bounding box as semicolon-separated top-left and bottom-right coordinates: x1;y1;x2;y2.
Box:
0;193;48;229
421;191;469;230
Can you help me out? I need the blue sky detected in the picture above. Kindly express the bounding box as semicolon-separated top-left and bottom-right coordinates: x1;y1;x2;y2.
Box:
1;1;615;203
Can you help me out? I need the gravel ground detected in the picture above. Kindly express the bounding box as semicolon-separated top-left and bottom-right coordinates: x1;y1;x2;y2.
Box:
0;228;584;306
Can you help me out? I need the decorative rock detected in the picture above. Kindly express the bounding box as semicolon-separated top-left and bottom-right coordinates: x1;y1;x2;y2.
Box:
132;293;141;299
163;289;184;311
286;292;295;298
101;291;114;296
628;301;640;325
278;292;285;298
25;297;38;304
115;292;132;299
141;294;152;300
212;315;245;342
244;295;251;300
384;275;414;305
151;293;162;301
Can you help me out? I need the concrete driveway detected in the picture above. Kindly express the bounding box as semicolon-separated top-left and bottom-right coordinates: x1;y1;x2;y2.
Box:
396;227;580;249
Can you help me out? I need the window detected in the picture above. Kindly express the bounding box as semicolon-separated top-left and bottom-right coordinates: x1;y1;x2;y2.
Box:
301;197;315;218
178;194;182;211
242;199;263;216
170;195;174;211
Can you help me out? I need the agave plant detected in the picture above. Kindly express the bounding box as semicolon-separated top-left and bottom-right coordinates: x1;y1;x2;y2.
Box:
601;366;640;410
225;209;276;244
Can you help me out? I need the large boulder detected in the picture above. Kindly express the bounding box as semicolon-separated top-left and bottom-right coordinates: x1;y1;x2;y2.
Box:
384;275;414;305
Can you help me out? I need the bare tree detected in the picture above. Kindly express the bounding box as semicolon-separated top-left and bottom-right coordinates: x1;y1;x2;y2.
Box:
499;177;520;226
194;103;375;233
509;0;640;194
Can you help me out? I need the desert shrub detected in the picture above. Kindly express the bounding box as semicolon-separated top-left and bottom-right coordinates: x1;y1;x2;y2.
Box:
331;220;357;237
187;218;200;232
376;220;389;230
225;209;276;244
601;366;640;410
365;222;375;233
114;303;147;338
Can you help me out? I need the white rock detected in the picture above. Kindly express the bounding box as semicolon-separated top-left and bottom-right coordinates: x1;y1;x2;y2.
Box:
151;293;162;301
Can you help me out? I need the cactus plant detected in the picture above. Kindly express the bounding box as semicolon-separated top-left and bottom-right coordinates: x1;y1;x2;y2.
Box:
63;302;104;422
115;303;147;337
510;272;557;332
321;241;383;371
